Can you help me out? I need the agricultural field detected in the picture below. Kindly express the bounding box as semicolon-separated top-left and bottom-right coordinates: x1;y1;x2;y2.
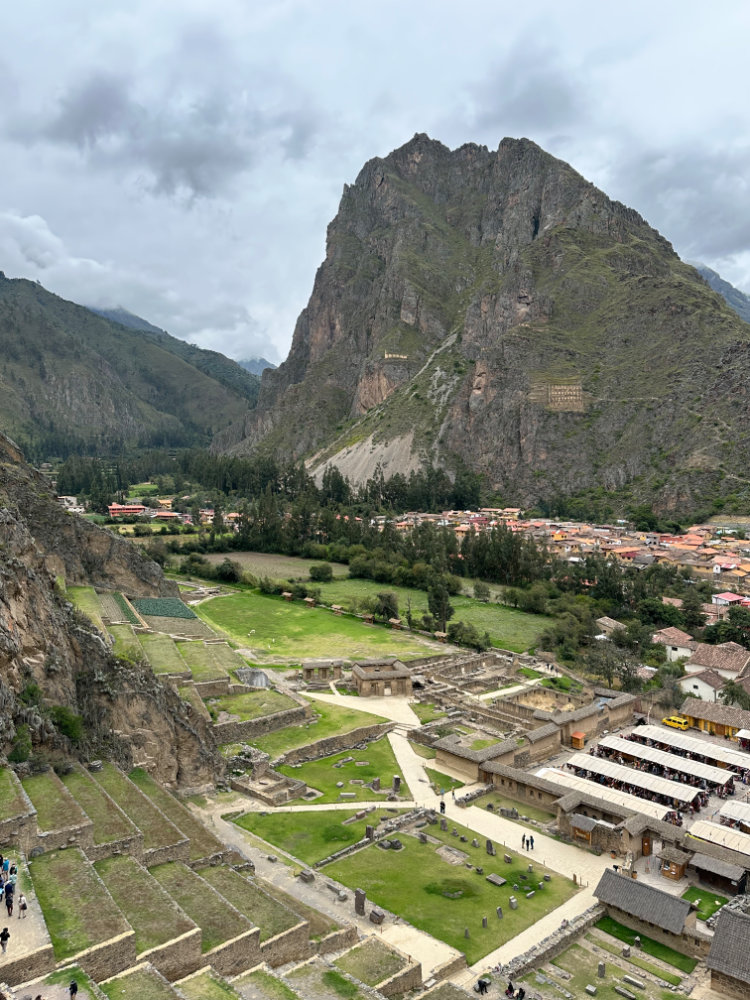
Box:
200;550;350;580
199;865;301;941
101;967;179;1000
180;640;246;680
150;861;251;952
94;763;183;851
68;585;105;630
248;698;387;759
277;738;411;803
129;767;224;861
207;688;298;721
108;623;145;662
0;767;28;821
61;766;137;844
313;578;551;652
139;632;188;674
327;820;577;964
195;589;444;660
22;771;88;832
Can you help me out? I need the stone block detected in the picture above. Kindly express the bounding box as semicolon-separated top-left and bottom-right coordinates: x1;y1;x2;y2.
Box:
482;916;488;928
440;818;448;831
509;896;518;909
267;855;277;862
476;866;484;874
614;989;636;1000
623;976;644;990
372;777;380;791
355;888;366;916
496;906;503;919
336;781;344;787
460;835;468;842
597;962;605;979
366;825;375;840
464;927;470;939
504;854;513;863
370;908;384;925
392;775;401;792
544;873;551;881
526;891;535;899
486;874;507;887
419;832;428;844
452;829;459;837
527;864;534;873
621;946;630;958
472;838;479;848
486;839;495;855
300;869;315;883
586;987;597;996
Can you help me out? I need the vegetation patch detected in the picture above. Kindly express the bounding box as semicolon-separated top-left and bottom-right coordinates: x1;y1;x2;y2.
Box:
132;597;197;619
424;767;464;793
473;790;555;825
410;702;446;724
112;591;140;624
594;916;697;972
287;964;367;1000
409;741;437;759
207;688;297;721
22;771;87;832
101;966;180;1000
531;943;660;1000
586;933;682;986
108;623;144;662
94;762;182;851
334;938;407;986
180;640;245;680
28;848;130;960
61;767;136;844
129;767;223;861
680;886;728;921
68;585;105;630
277;738;411;803
150;861;251;952
233;969;301;1000
178;969;242;1000
251;699;387;759
139;632;188;674
199;865;299;941
0;768;29;821
95;854;195;953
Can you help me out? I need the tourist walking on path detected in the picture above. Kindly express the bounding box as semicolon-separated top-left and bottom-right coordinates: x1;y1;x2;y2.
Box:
0;927;9;953
5;893;12;918
69;981;78;998
529;835;535;851
18;893;27;918
521;835;526;850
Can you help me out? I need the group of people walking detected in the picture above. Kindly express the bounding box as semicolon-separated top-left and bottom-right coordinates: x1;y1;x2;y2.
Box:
521;834;534;850
0;852;28;956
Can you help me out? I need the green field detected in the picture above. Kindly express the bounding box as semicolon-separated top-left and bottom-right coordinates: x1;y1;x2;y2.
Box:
287;964;369;1000
94;763;183;851
587;932;682;986
208;688;297;721
151;861;251;952
681;886;728;921
424;767;464;794
277;738;411;803
68;585;105;630
200;550;350;580
248;698;387;759
195;589;442;660
411;702;447;724
473;790;556;826
313;578;552;652
179;641;246;680
130;768;224;861
527;943;664;1000
179;970;242;1000
22;771;87;832
61;767;136;844
594;916;697;973
232;808;403;865
234;969;300;1000
0;768;29;821
328;819;577;964
199;865;300;941
108;623;144;662
139;632;188;674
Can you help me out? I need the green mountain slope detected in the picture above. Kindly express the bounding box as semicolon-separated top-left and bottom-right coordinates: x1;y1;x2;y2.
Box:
0;273;256;458
214;134;750;514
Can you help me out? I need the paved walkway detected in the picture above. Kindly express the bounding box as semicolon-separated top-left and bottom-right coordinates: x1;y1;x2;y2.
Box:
0;862;51;977
303;690;422;726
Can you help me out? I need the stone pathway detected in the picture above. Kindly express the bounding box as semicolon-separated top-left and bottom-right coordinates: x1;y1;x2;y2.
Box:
0;861;52;976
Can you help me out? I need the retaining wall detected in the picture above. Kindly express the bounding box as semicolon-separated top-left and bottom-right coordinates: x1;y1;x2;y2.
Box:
205;926;262;977
212;705;308;744
0;941;54;987
261;920;311;966
503;904;605;980
316;925;359;956
377;961;422;997
277;722;397;766
142;837;191;868
138;925;202;982
71;929;138;982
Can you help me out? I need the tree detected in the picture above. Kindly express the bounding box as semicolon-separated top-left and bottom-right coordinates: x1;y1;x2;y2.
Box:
473;581;491;603
428;579;454;632
374;591;399;621
309;563;334;583
720;680;750;711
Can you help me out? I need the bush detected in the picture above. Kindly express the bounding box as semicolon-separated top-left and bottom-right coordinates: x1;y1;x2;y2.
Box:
49;705;84;744
9;724;32;763
215;558;243;583
309;562;334;582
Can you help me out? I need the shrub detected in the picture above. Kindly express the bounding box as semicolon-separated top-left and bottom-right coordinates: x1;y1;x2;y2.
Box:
49;705;84;744
309;562;334;583
9;724;31;763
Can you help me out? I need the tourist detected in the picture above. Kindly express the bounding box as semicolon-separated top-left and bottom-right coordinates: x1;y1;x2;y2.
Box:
522;835;526;850
529;835;534;851
0;927;9;953
505;982;514;997
18;893;27;918
69;981;78;998
5;893;12;918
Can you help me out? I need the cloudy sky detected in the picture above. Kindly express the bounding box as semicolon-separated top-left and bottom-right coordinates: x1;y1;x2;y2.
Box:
2;0;749;363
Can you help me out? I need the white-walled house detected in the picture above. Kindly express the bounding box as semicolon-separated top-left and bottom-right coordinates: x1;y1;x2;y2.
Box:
685;642;750;680
678;668;724;702
652;627;695;662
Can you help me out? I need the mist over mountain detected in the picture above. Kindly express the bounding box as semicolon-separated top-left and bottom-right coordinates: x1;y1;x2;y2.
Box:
238;357;277;376
690;263;750;325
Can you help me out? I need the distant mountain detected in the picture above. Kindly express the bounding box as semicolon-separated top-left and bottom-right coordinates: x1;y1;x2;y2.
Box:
214;133;750;516
691;263;750;324
0;273;257;459
239;357;277;376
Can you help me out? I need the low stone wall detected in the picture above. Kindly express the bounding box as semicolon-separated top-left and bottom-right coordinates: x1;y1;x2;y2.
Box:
212;705;308;744
261;920;311;966
86;829;144;863
205;926;262;976
601;906;710;960
316;924;359;955
72;929;138;982
502;904;605;980
276;722;397;766
710;968;748;1000
31;818;95;856
194;677;231;698
429;952;468;983
142;837;191;868
378;962;422;997
1;811;37;855
0;941;55;987
139;926;202;982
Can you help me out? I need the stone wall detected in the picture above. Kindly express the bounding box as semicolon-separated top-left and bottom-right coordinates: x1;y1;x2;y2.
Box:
377;961;423;997
72;929;138;982
212;705;308;744
0;941;54;987
204;926;262;976
481;768;563;811
601;905;711;960
710;969;749;1000
276;722;397;766
2;811;37;855
429;952;468;983
142;837;191;868
316;925;359;956
31;817;95;856
503;904;605;980
193;677;231;698
261;920;312;967
139;926;202;982
85;828;144;863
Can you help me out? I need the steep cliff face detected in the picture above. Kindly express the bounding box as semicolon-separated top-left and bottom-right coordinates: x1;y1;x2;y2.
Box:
215;134;750;512
0;434;218;786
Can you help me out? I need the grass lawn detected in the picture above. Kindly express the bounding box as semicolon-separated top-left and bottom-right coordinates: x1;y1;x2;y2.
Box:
0;768;29;821
313;578;552;652
594;916;697;973
95;855;196;953
138;632;188;674
150;862;252;952
61;767;137;844
586;933;682;986
207;688;297;721
199;865;300;941
334;938;406;986
518;666;543;679
199;550;350;580
409;741;437;759
328;820;577;964
411;702;447;724
22;771;88;832
681;886;728;921
108;623;144;662
424;768;465;794
101;966;180;1000
94;763;183;851
195;589;439;660
234;969;301;1000
541;675;582;692
129;768;223;861
530;943;657;1000
180;641;229;680
179;969;242;1000
287;963;370;1000
250;699;387;760
29;848;130;959
68;585;105;630
474;790;556;826
232;808;404;865
277;738;411;803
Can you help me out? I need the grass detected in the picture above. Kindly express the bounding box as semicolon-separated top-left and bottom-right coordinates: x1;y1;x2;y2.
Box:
195;589;440;660
95;854;195;953
150;861;251;952
287;963;368;1000
233;969;301;1000
470;737;499;750
61;767;137;844
94;762;183;851
328;820;576;964
28;848;130;959
252;878;338;940
108;623;144;662
518;666;543;679
473;790;556;826
101;966;181;1000
199;550;349;580
541;674;583;692
409;741;437;759
22;771;87;832
681;886;728;921
38;966;99;994
334;938;406;985
180;641;247;681
207;688;297;721
68;585;105;630
138;632;188;674
313;578;552;652
129;767;224;861
0;768;29;821
411;702;447;724
277;738;412;803
530;943;658;1000
250;698;387;759
424;767;465;793
587;933;682;986
594;916;697;973
232;808;403;865
199;865;300;941
179;969;242;1000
